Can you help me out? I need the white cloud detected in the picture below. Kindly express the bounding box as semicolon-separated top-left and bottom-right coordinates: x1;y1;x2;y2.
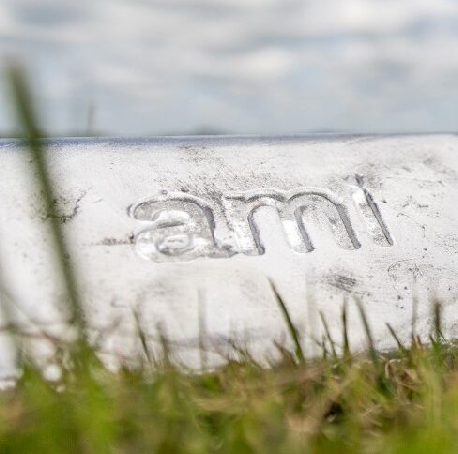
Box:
2;0;458;135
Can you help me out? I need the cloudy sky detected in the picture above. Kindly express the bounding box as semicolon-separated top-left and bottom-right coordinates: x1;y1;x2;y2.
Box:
1;0;458;136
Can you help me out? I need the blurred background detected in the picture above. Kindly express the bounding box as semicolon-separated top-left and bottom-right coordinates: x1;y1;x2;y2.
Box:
1;0;457;137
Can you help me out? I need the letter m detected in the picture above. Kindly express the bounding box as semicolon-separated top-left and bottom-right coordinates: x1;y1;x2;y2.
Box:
222;188;360;255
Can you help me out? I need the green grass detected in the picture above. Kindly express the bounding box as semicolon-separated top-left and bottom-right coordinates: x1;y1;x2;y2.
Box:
0;325;457;453
2;65;458;454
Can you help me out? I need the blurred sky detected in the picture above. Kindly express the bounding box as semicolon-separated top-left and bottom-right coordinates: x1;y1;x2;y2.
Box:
1;0;458;136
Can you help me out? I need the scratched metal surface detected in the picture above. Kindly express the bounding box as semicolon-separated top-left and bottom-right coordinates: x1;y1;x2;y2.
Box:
0;134;457;370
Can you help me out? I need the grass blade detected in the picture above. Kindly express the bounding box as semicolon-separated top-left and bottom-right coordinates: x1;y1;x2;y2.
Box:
6;64;86;346
341;297;350;358
355;297;379;366
320;311;337;358
386;323;408;356
270;282;305;365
